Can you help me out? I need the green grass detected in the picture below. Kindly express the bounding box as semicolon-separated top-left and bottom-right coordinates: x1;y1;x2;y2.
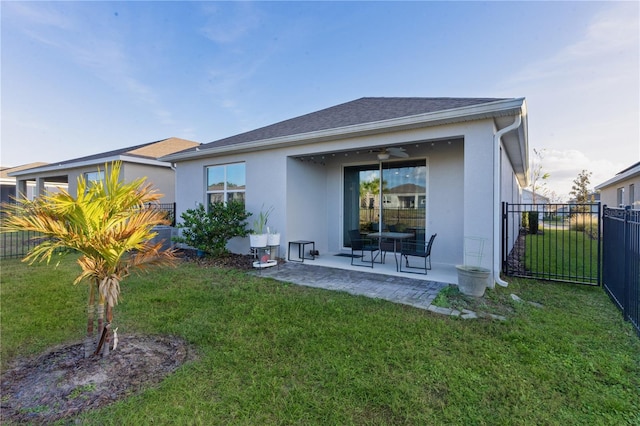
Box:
2;256;639;425
525;229;599;283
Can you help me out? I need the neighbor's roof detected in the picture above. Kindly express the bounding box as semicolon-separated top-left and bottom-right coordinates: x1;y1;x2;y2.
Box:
1;163;48;179
163;97;524;161
9;138;200;177
595;161;640;190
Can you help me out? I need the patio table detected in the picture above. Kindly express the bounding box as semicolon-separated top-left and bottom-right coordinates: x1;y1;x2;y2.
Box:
366;232;414;271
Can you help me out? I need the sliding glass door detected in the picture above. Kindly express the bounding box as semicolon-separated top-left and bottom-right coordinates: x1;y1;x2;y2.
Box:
343;160;427;246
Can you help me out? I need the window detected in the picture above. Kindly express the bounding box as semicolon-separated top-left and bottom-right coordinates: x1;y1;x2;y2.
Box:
85;171;104;184
206;163;245;207
629;184;635;208
617;187;625;207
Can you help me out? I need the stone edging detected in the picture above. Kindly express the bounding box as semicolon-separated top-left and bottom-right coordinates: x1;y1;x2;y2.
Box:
427;293;543;321
427;305;507;321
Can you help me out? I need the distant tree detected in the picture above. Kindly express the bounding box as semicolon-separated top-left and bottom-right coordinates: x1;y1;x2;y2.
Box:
569;169;593;215
548;190;564;203
529;148;550;203
569;169;592;204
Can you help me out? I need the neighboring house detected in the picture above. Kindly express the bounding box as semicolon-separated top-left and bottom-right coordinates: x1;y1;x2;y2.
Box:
521;188;549;205
1;163;68;203
566;191;601;214
595;161;640;209
163;97;529;287
384;183;427;209
9;137;200;203
521;188;550;216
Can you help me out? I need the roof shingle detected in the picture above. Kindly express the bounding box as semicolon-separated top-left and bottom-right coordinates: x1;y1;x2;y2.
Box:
200;97;507;150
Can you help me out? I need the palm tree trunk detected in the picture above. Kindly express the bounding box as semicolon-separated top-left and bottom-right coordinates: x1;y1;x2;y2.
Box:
83;280;97;358
102;304;113;357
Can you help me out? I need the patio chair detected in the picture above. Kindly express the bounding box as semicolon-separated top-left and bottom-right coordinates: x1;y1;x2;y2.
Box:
348;229;380;268
399;233;437;274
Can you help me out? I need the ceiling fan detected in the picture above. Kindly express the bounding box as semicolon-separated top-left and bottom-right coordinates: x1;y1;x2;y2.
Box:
371;147;409;160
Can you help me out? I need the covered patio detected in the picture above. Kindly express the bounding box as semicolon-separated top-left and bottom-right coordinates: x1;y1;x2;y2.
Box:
276;248;458;285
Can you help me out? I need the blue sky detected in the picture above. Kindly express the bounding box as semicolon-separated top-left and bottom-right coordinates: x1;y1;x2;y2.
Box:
2;1;638;199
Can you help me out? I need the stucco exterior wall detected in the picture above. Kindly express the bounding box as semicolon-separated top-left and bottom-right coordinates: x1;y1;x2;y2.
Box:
122;163;175;203
598;174;640;209
461;121;496;270
174;115;522;278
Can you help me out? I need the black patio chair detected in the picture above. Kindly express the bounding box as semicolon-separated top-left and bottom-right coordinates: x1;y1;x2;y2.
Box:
399;233;437;274
348;229;380;268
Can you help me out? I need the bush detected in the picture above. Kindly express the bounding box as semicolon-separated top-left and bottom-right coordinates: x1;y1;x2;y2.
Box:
569;213;599;239
173;201;252;257
522;212;529;230
528;211;539;234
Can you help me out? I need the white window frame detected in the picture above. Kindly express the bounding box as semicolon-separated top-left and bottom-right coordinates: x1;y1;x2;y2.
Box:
205;162;246;208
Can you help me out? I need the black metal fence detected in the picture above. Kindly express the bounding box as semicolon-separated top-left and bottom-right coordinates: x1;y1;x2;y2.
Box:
359;207;426;232
602;206;639;336
0;203;176;259
145;202;176;227
502;203;601;285
0;231;48;259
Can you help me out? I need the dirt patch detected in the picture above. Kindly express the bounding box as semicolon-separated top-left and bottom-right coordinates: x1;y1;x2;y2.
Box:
1;335;194;424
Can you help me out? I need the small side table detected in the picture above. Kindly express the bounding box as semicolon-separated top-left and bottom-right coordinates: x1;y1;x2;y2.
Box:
288;240;315;263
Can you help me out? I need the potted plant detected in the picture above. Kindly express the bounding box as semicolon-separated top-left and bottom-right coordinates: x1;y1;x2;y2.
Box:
267;226;280;246
249;205;273;248
456;237;491;297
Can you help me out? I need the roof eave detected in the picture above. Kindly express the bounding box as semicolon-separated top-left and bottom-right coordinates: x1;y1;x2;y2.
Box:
9;155;172;177
163;98;526;162
595;164;640;190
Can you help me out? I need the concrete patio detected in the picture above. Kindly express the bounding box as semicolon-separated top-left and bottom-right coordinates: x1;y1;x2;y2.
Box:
255;251;457;310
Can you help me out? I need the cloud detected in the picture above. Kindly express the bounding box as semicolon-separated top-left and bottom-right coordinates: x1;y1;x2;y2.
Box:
199;3;262;44
3;2;74;30
5;2;177;127
537;148;627;200
500;3;639;199
507;3;638;88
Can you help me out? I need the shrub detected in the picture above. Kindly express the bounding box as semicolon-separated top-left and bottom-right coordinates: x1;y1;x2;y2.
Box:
570;213;599;239
528;211;539;234
174;201;252;257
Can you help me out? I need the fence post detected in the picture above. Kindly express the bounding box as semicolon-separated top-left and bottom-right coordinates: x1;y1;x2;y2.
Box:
502;202;508;274
597;202;601;286
623;206;630;321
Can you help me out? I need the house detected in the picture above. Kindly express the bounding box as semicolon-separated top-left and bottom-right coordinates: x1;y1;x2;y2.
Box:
163;97;529;287
595;161;640;209
521;188;549;205
9;137;200;204
1;163;68;203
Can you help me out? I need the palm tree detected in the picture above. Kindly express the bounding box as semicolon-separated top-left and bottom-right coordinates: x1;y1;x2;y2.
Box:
1;161;177;358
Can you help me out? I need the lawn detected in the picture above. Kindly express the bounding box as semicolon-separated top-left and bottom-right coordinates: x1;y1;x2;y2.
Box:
2;256;639;425
525;228;599;283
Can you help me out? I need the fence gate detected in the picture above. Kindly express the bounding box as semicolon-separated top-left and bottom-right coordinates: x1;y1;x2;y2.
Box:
502;202;601;285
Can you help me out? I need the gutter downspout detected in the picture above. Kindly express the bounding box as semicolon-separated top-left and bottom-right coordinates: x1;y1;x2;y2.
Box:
493;113;522;287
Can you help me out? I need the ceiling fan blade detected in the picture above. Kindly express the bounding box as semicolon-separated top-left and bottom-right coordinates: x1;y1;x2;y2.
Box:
387;147;409;158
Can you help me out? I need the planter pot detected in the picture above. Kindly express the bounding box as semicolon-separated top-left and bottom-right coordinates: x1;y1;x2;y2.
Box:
267;233;281;246
456;265;491;297
250;233;268;248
